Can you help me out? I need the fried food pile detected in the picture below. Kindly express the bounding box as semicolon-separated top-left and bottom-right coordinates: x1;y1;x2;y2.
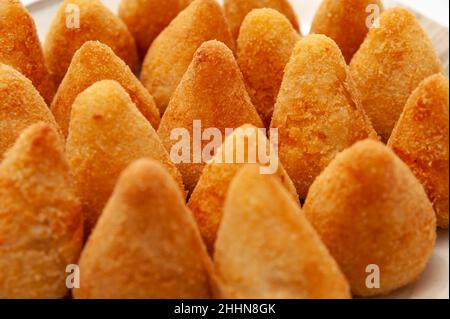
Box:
0;0;448;299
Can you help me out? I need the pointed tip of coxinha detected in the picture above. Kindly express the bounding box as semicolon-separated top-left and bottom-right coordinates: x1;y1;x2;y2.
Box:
74;159;212;299
213;164;350;299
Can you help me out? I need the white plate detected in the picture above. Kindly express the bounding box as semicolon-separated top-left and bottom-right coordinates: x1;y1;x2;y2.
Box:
25;0;449;299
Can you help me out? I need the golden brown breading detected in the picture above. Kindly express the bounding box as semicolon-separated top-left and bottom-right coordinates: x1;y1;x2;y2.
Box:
118;0;192;59
44;0;138;86
237;8;300;127
311;0;384;63
271;34;378;199
224;0;300;39
350;7;443;142
188;124;298;254
0;123;83;299
73;159;212;299
0;0;55;104
66;80;184;235
51;41;160;137
388;74;449;228
304;140;437;297
157;40;263;193
213;165;350;299
0;64;59;159
141;0;235;113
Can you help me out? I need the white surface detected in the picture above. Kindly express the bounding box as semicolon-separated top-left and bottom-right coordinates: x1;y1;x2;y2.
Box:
24;0;449;299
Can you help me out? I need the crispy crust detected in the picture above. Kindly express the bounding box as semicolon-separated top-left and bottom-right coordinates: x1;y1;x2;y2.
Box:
51;41;160;136
0;0;55;104
271;34;378;199
66;80;184;235
237;8;300;127
0;64;60;159
188;124;298;254
388;74;449;228
119;0;192;59
311;0;384;63
74;159;212;299
213;165;350;299
44;0;138;86
0;123;83;298
157;40;263;193
304;140;437;297
224;0;300;39
141;0;235;113
350;7;443;142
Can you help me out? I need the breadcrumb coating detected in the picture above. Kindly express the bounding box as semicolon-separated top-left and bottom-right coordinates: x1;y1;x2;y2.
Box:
304;140;437;297
388;74;449;228
0;64;59;159
0;123;83;298
157;40;263;193
213;165;350;299
119;0;192;59
141;0;235;113
74;159;212;299
350;7;443;142
0;0;55;104
44;0;138;86
224;0;300;39
311;0;384;63
51;41;160;136
66;80;183;235
237;8;300;127
271;34;378;199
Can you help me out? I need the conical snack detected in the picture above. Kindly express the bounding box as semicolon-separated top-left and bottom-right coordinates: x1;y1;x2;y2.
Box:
213;165;350;299
0;64;59;159
224;0;300;39
119;0;192;59
304;140;437;297
51;41;160;136
66;80;183;234
141;0;235;113
0;0;55;104
350;7;443;141
188;124;298;254
388;74;449;228
271;34;377;199
44;0;138;85
74;159;212;299
237;8;300;126
0;123;83;299
157;40;263;193
311;0;384;63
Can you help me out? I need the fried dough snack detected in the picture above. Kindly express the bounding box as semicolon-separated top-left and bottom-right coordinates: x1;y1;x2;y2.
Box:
0;123;83;299
74;159;212;299
51;41;160;136
119;0;192;59
44;0;138;86
141;0;235;113
311;0;384;63
188;125;298;254
224;0;300;39
66;80;183;234
271;34;377;199
0;64;59;159
157;40;263;193
304;140;437;297
350;7;443;142
213;165;350;299
0;0;55;104
237;8;300;127
388;74;449;228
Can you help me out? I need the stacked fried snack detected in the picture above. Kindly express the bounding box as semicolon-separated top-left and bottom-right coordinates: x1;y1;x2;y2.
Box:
0;0;448;299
